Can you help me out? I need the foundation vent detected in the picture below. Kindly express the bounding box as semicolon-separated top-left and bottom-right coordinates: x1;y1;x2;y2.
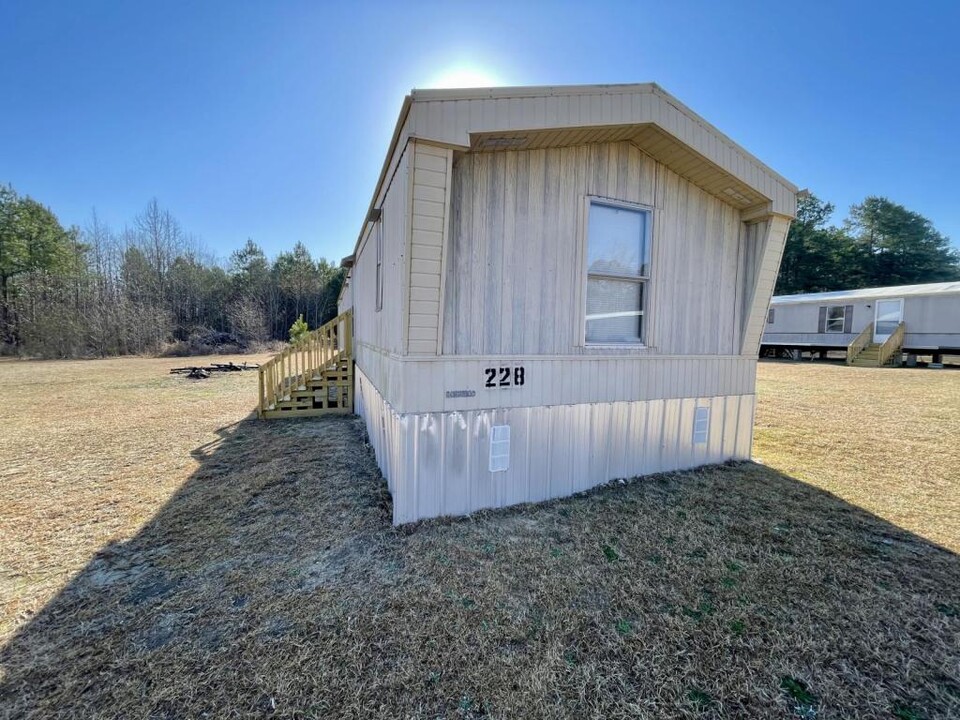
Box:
489;425;511;472
693;407;710;445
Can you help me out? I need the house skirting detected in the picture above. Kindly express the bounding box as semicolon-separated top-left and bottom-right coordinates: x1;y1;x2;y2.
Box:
355;366;755;525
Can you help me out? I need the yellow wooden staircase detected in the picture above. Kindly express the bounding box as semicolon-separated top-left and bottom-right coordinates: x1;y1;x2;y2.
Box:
846;321;905;367
257;310;354;419
849;343;884;367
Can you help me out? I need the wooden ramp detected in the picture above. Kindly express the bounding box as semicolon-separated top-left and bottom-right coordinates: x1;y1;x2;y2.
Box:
258;311;353;419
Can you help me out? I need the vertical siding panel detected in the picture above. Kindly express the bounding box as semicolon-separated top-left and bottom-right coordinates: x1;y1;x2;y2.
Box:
624;400;642;476
539;148;560;353
484;152;505;354
708;396;726;464
660;398;676;471
444;411;470;516
571;404;593;492
442;157;460;354
647;399;665;474
679;398;696;469
547;407;582;497
510;150;530;354
455;155;474;353
556;145;577;350
735;394;754;459
722;394;738;458
524;407;545;502
524;149;545;353
608;402;627;479
500;151;517;353
469;413;492;511
588;404;610;488
415;415;440;520
470;156;490;354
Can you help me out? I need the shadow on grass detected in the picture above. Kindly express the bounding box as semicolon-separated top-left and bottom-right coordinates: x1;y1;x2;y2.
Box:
1;415;958;719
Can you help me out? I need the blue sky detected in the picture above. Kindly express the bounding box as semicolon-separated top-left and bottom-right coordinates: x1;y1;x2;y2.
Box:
2;0;958;262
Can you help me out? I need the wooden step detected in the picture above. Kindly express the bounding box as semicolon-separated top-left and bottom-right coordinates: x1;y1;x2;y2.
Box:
261;406;351;419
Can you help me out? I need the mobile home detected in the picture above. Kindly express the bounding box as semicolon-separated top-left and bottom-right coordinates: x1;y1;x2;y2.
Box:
337;83;797;524
761;282;960;366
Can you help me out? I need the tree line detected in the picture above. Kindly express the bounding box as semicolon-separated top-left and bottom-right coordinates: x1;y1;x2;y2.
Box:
776;194;959;295
2;183;957;358
0;185;344;358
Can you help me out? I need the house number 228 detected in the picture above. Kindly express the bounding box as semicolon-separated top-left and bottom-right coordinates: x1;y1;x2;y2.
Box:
484;366;525;388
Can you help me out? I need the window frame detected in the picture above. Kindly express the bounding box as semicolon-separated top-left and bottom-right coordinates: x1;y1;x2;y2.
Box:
825;305;845;333
374;214;383;312
581;197;653;347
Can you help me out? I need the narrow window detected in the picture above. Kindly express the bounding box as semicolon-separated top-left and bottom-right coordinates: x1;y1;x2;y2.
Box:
585;200;651;344
489;425;511;473
826;306;845;333
693;407;710;445
375;216;383;312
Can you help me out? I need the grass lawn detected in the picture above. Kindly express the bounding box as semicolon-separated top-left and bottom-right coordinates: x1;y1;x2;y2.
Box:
0;357;957;718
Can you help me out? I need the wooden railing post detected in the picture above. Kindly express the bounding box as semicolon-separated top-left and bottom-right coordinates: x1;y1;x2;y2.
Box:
878;322;905;367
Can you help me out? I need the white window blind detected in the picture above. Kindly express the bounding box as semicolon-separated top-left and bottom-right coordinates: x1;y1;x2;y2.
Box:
826;306;844;333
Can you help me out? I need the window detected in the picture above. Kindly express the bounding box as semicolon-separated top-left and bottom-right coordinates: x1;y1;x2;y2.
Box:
374;216;383;312
585;200;651;344
826;306;845;333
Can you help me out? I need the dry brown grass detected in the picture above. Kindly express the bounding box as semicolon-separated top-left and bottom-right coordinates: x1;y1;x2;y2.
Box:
755;361;960;552
0;354;272;635
0;357;957;719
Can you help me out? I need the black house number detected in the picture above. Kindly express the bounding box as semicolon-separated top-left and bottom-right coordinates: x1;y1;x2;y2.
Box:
484;366;525;388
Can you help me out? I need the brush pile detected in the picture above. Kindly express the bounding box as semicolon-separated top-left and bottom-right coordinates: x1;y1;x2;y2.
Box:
169;361;259;379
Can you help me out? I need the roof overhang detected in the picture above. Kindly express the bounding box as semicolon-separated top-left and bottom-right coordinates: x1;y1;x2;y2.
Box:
406;83;797;218
342;83;799;286
469;123;768;211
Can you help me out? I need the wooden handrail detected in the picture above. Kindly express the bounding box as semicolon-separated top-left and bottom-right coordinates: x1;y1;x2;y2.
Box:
258;310;353;417
846;322;874;365
878;321;905;367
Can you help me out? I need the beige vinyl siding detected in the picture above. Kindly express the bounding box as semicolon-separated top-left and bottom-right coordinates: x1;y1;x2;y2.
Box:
337;279;352;314
350;145;410;355
354;341;756;415
355;362;755;525
739;215;791;354
407;142;452;355
442;142;743;356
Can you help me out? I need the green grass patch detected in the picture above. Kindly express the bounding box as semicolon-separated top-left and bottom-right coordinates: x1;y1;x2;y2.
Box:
687;687;714;711
780;675;816;716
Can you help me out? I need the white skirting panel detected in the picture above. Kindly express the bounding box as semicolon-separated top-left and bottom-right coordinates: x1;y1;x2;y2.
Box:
355;366;755;525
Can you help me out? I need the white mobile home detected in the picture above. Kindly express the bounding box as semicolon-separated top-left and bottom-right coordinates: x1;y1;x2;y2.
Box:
762;282;960;365
338;83;797;524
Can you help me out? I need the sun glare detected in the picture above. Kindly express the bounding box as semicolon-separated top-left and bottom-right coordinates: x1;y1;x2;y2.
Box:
422;65;503;89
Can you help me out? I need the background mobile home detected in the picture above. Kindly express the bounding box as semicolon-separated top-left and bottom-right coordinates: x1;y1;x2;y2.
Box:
762;282;960;365
338;84;797;524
